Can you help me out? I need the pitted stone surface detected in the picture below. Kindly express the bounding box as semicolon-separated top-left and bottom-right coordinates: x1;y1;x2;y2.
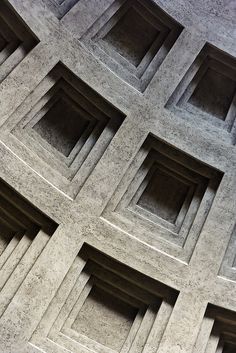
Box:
0;1;235;353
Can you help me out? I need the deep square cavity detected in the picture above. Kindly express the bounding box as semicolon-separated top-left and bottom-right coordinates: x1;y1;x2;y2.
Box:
137;167;190;224
166;45;236;143
82;0;182;91
72;285;138;351
33;95;90;157
188;67;236;121
103;7;159;67
0;3;37;83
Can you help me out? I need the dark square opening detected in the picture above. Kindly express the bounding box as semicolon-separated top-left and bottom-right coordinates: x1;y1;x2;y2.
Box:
137;168;190;224
33;94;90;157
72;285;138;351
103;7;159;67
189;67;236;120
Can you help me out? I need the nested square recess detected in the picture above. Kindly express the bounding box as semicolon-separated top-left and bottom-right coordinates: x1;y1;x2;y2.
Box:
188;67;236;121
82;0;182;92
103;6;159;67
167;45;236;144
0;2;38;83
72;285;138;351
33;92;90;157
103;135;223;261
194;305;236;353
30;244;178;353
0;179;57;317
3;63;125;198
137;166;191;224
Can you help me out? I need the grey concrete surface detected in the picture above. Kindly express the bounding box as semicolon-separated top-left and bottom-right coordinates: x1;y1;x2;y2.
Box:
0;0;235;352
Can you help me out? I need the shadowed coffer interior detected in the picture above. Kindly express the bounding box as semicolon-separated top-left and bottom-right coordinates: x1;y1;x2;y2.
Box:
0;1;38;82
188;67;236;121
0;179;57;317
72;285;138;351
30;244;178;353
82;0;183;91
194;305;236;353
166;45;236;143
103;7;160;67
33;93;90;157
1;1;236;353
137;167;191;224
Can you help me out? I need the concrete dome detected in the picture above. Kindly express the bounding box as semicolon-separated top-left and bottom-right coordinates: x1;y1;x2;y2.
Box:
0;1;235;353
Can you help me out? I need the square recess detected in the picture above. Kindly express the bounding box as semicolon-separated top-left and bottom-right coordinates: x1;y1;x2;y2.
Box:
194;305;236;353
3;63;125;198
43;0;80;19
0;2;37;83
82;0;182;92
0;179;56;317
102;135;223;261
166;45;236;144
30;244;178;353
33;92;90;157
137;166;191;224
72;285;138;351
103;7;159;67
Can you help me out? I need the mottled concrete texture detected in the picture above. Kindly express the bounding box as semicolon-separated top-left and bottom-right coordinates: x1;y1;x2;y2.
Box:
0;0;235;353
